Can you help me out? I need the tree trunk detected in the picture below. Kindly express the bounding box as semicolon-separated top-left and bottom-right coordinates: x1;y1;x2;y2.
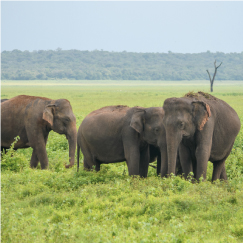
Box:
206;60;222;93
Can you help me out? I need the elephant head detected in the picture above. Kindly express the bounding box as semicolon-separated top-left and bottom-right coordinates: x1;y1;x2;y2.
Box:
130;107;167;176
162;97;211;176
43;99;77;168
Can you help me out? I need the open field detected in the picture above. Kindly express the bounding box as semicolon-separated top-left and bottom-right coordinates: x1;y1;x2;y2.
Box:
1;80;243;242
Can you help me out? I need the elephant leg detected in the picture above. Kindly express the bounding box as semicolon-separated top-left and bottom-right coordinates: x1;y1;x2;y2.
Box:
195;137;212;181
176;155;183;176
34;145;49;169
220;164;227;180
195;153;209;181
212;160;227;181
37;144;49;170
83;158;92;170
30;134;48;168
193;126;215;181
212;142;233;181
82;154;97;171
217;144;234;181
139;145;150;178
30;149;39;168
122;128;141;176
156;153;161;176
179;143;193;179
80;135;96;171
27;129;49;169
124;144;140;176
95;163;100;172
160;145;167;177
95;159;101;172
82;153;99;171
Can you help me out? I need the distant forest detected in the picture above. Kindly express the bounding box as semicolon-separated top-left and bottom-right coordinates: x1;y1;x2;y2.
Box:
1;49;243;80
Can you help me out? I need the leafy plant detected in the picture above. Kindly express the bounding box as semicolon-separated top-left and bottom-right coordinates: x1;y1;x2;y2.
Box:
1;136;28;172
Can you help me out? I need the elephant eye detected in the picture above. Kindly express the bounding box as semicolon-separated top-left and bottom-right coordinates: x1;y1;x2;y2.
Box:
178;121;185;129
154;127;160;133
63;117;71;123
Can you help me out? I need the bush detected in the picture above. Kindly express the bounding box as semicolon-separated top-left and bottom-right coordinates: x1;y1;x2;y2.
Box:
1;136;28;172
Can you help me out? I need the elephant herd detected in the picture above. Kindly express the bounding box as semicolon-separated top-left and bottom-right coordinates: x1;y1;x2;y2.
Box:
1;92;241;182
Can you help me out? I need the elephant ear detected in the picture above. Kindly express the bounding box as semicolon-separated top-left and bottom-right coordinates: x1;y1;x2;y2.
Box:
43;104;56;126
192;101;211;131
130;110;145;133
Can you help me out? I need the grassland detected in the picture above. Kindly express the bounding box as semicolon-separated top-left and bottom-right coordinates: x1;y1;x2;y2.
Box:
1;80;243;242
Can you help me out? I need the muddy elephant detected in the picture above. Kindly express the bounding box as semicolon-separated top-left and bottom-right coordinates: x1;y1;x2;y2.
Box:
77;106;167;177
163;91;241;181
1;95;77;169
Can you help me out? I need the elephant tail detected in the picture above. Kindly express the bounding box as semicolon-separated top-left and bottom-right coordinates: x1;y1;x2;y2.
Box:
77;143;80;172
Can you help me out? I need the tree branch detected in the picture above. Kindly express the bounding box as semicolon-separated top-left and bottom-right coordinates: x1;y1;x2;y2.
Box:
217;62;222;69
212;60;222;85
214;60;223;69
206;69;212;83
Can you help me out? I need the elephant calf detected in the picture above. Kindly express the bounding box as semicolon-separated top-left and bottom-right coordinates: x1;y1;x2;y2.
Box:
77;105;168;177
1;95;77;169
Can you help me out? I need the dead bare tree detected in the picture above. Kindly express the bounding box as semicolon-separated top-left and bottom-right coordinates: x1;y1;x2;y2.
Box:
206;60;222;92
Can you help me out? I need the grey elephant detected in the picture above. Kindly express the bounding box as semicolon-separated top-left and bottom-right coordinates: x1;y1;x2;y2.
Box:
1;99;8;103
77;105;167;177
162;91;241;181
1;95;77;169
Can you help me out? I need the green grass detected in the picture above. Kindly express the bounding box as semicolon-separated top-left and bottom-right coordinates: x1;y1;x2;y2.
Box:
1;80;243;242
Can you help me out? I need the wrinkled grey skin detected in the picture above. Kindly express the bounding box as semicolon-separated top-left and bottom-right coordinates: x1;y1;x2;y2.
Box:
77;106;167;177
163;92;241;181
1;95;77;169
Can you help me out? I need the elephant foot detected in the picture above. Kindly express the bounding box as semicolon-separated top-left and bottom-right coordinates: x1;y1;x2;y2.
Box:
65;163;74;168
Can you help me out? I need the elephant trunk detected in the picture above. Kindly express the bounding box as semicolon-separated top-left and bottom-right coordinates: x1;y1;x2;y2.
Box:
160;146;168;177
166;130;182;176
65;123;77;168
157;137;167;177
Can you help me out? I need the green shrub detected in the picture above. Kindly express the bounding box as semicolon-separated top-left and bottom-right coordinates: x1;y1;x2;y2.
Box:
1;136;28;172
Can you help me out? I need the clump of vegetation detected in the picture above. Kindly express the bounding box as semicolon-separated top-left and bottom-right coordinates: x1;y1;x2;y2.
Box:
184;91;217;100
184;91;198;98
1;136;28;172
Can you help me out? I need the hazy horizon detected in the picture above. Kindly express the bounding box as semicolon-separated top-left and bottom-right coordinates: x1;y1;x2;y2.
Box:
1;48;243;54
2;49;243;54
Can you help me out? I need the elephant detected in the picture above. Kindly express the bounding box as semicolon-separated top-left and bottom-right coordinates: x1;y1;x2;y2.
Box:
1;99;8;103
77;105;168;177
1;95;77;169
162;91;241;181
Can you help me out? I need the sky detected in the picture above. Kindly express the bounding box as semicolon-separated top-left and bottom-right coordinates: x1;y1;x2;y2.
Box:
1;1;243;53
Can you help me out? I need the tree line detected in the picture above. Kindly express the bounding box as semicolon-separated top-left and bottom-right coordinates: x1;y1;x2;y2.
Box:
1;49;243;80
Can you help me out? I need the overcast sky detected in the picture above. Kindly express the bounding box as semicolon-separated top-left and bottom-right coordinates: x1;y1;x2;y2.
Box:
1;1;243;53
